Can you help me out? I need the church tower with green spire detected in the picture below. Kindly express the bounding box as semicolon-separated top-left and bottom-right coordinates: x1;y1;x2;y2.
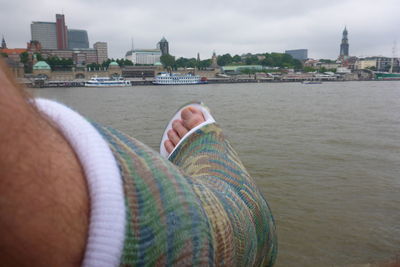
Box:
339;27;349;58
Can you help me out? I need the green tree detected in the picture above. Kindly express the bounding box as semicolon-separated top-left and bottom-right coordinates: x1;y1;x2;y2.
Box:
160;54;176;69
1;52;8;58
217;54;233;66
20;52;29;64
245;55;259;65
197;59;212;70
232;55;241;63
319;59;335;64
45;56;73;70
304;66;316;72
259;52;302;70
102;59;112;68
34;53;44;61
124;59;133;66
175;57;198;68
20;52;32;73
87;63;101;70
319;67;327;73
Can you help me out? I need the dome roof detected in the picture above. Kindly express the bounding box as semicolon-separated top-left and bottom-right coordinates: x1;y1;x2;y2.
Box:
109;61;119;66
154;62;162;66
33;61;51;70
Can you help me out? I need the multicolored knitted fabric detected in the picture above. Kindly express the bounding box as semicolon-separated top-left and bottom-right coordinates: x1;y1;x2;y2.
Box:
93;121;277;266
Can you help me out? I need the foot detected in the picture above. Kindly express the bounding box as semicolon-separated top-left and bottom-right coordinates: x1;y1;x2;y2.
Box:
164;106;205;154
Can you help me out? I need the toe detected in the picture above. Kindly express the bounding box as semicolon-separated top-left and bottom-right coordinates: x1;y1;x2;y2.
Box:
167;129;180;146
164;140;174;154
182;107;205;130
172;120;188;138
181;107;194;120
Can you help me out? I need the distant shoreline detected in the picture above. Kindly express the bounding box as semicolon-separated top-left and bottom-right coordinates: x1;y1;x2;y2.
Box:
22;78;399;88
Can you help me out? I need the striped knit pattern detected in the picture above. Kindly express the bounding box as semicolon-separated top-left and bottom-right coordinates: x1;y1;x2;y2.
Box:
93;121;277;266
169;123;277;267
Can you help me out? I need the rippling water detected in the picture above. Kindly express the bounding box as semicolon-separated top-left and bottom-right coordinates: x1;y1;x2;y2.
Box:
32;81;400;266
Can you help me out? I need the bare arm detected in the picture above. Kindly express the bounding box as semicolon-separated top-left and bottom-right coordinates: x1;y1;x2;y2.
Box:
0;60;89;266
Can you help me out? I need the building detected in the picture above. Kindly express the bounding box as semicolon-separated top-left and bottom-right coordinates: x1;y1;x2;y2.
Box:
125;49;161;65
356;57;399;72
336;67;351;74
0;48;27;62
32;61;52;79
122;65;157;78
3;57;24;77
32;60;122;81
221;65;263;75
317;62;340;70
68;29;89;49
94;42;108;64
1;36;7;49
356;59;377;70
339;27;349;58
31;14;90;50
285;49;308;61
41;48;99;66
31;21;58;49
157;37;169;55
210;51;218;68
56;14;68;49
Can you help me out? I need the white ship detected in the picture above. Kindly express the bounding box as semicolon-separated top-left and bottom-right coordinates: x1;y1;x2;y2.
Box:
85;76;131;87
153;72;207;85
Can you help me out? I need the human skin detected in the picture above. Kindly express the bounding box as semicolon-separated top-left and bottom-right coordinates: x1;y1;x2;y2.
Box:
0;61;89;266
0;59;203;266
164;106;205;154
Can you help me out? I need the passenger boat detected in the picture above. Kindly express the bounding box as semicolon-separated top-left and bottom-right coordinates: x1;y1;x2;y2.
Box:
153;72;207;85
85;76;131;87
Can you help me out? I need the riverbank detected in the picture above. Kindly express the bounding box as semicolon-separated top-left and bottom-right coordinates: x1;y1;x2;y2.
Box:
21;77;398;88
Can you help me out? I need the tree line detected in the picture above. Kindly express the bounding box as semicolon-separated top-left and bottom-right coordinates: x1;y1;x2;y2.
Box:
7;51;304;73
161;52;303;70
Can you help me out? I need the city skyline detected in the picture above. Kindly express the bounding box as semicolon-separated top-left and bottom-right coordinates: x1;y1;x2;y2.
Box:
0;0;398;59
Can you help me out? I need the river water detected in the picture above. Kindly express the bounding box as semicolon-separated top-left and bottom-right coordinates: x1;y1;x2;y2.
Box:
32;81;400;266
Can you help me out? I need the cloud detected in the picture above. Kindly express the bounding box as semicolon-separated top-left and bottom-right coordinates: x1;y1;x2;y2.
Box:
0;0;398;59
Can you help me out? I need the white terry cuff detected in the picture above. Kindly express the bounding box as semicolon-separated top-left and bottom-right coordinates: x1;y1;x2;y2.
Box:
34;98;126;267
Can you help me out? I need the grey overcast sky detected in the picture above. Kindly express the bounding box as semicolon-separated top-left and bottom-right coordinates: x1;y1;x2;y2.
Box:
0;0;398;59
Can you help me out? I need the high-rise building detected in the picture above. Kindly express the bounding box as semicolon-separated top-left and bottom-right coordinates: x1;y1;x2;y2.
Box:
68;29;89;49
94;42;108;64
285;49;308;61
339;27;349;58
31;21;57;49
31;14;89;50
56;14;68;49
157;37;169;55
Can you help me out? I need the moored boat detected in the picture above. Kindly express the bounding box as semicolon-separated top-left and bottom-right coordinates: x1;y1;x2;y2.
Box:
85;76;131;87
153;72;207;85
301;80;322;84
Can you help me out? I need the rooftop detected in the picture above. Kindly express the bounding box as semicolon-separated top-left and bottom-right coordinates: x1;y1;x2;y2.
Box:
0;48;27;54
33;61;51;70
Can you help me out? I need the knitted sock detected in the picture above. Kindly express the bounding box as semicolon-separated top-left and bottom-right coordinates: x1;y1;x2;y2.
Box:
168;123;277;267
